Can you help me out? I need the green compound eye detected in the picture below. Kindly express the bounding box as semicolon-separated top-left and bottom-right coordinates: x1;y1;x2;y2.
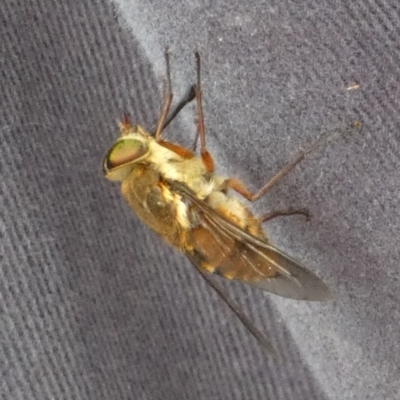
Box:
107;139;148;168
103;139;149;181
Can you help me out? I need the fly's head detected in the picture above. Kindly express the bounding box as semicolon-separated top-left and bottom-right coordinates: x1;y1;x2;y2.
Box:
103;118;151;181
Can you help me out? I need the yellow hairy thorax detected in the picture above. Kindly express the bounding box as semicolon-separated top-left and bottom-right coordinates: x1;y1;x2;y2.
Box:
147;138;225;199
146;137;256;234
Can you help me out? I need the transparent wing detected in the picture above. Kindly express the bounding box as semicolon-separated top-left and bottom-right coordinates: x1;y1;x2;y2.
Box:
174;182;332;301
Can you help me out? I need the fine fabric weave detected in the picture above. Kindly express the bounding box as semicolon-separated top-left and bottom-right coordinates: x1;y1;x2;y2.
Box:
1;1;399;399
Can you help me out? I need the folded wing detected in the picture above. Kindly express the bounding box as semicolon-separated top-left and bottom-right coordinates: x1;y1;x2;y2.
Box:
174;182;332;301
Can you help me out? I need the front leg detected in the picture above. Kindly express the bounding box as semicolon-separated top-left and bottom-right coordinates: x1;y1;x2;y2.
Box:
194;51;215;173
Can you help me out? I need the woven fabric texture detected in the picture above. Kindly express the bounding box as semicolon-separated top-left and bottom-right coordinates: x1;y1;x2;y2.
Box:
1;0;399;399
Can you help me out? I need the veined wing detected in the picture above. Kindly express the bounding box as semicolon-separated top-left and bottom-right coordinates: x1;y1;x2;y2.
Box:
173;181;332;301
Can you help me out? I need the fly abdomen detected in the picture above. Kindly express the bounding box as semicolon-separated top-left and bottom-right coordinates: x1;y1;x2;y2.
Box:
187;224;268;282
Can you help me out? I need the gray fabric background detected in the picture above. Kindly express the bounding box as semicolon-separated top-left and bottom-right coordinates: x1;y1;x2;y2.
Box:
1;0;399;399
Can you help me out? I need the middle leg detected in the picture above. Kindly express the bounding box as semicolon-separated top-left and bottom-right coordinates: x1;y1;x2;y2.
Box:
227;128;347;201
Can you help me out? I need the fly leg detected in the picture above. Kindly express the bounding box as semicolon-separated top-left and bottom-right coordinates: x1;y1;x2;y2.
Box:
227;125;360;222
161;85;196;131
195;51;215;173
151;84;196;134
154;48;174;141
153;50;197;159
227;125;356;201
261;208;310;223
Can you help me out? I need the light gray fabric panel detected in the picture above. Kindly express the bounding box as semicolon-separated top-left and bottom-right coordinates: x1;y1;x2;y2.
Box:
1;0;399;399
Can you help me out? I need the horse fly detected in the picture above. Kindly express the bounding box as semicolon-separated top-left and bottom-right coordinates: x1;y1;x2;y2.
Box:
103;50;334;357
